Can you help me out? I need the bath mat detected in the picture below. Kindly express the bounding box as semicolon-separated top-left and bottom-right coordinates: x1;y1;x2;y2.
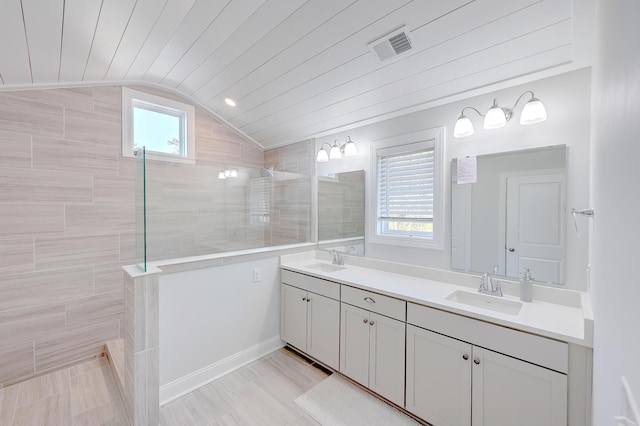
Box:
294;374;420;426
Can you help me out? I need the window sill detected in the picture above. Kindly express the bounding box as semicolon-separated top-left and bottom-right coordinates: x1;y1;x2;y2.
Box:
133;151;195;165
368;234;443;250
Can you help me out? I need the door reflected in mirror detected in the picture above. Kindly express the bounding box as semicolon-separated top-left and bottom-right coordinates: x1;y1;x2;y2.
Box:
318;170;365;256
451;146;566;284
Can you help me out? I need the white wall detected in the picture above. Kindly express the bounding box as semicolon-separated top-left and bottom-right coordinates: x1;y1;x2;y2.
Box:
317;68;591;290
590;0;640;424
158;256;282;401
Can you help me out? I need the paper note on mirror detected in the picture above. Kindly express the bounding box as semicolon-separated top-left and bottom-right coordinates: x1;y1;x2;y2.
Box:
457;156;477;184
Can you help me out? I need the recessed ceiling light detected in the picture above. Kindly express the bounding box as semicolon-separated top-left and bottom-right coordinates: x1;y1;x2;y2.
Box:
224;97;236;107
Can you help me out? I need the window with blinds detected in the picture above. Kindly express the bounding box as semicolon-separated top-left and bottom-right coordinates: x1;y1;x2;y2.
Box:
376;140;435;238
249;177;271;224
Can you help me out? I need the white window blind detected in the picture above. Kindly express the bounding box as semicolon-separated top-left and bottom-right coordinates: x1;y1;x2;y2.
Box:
376;140;435;238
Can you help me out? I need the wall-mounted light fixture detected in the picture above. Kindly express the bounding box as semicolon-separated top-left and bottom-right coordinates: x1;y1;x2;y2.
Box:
316;136;358;162
218;168;238;179
453;91;547;138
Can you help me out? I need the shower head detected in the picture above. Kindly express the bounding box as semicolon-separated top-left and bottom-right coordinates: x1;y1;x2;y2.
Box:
259;165;277;177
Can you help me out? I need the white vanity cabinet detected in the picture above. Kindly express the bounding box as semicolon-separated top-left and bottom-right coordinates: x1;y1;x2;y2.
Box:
280;270;340;370
471;347;567;426
406;303;568;426
406;325;472;425
340;286;406;406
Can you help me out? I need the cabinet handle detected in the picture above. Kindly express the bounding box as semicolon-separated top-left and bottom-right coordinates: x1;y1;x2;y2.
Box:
369;321;375;326
473;358;480;365
462;354;469;360
301;297;306;301
363;319;369;324
306;298;310;303
364;297;375;304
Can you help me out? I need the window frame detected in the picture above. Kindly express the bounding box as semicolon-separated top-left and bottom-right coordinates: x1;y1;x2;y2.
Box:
122;88;196;164
368;128;445;249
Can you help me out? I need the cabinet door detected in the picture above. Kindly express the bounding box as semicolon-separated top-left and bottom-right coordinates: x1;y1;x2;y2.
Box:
472;347;567;426
369;313;406;406
340;303;370;387
406;325;472;426
307;293;340;370
280;284;307;351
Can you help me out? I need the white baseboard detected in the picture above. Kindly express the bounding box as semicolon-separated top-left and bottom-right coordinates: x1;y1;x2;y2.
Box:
159;336;285;405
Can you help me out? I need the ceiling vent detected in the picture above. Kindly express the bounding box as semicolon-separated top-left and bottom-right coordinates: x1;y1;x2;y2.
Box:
368;26;414;62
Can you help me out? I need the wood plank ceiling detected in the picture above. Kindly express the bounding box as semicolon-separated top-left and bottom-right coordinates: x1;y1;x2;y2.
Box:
0;0;591;149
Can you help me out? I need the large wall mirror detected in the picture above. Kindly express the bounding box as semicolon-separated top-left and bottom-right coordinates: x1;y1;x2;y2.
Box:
451;145;566;284
317;170;365;255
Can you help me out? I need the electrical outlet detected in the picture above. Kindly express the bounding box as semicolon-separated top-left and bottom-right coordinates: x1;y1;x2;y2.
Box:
253;268;262;282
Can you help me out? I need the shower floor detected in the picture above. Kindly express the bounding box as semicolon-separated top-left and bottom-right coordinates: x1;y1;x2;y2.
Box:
0;354;126;425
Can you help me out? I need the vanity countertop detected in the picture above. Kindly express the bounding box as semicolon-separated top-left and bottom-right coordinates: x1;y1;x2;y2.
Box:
280;251;593;347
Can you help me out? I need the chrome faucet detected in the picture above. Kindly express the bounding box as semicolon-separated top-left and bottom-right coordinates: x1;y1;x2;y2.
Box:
479;265;502;296
330;250;344;266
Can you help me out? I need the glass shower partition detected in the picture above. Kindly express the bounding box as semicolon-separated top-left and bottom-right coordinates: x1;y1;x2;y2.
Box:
134;158;311;264
134;147;147;272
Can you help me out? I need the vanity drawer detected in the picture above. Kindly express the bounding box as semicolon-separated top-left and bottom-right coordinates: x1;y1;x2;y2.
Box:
281;269;340;300
407;302;568;373
341;285;406;321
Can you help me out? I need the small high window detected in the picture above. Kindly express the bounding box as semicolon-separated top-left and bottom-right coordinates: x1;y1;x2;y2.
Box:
122;88;195;164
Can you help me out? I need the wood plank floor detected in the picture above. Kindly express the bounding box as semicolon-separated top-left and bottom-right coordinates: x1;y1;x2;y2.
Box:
160;347;330;425
0;355;127;425
0;347;332;425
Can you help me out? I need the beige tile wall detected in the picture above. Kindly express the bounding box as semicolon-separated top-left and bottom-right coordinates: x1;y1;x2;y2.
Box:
318;170;365;240
0;85;267;387
264;139;314;246
123;268;159;425
141;134;314;263
142;164;269;261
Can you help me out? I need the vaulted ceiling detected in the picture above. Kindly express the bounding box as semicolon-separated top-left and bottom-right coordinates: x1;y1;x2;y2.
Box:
0;0;593;149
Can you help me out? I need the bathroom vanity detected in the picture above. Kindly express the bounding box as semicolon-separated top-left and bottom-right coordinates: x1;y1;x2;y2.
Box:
280;251;593;426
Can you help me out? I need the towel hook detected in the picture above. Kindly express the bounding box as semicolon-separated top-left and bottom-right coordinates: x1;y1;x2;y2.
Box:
571;208;594;239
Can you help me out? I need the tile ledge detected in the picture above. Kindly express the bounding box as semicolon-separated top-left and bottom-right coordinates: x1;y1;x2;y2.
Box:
123;242;316;276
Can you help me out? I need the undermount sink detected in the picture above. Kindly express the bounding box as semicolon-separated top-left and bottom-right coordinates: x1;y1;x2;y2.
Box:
303;262;347;272
445;290;523;316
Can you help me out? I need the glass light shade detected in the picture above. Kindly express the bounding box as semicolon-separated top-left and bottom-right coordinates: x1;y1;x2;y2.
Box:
316;149;329;162
224;169;231;177
343;139;357;157
218;172;226;179
229;169;238;178
484;105;507;129
520;98;547;125
453;116;474;138
329;144;342;160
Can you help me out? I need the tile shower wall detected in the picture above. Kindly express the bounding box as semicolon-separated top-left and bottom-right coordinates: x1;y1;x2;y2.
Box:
138;86;312;260
0;85;264;387
264;140;314;246
318;170;365;241
143;163;269;260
